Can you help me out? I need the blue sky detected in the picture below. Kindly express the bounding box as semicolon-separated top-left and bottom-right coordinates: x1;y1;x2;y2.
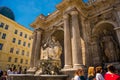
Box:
0;0;88;30
0;0;62;30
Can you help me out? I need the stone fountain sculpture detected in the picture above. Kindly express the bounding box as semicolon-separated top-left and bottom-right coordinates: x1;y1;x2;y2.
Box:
34;36;62;76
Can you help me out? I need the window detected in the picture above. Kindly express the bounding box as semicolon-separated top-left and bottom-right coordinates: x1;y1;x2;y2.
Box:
8;57;12;62
20;59;23;63
24;34;27;38
2;33;6;39
12;38;16;43
25;60;28;64
28;43;30;48
23;42;26;46
16;49;19;54
0;43;3;50
0;32;1;36
20;32;22;36
18;40;21;45
26;52;29;56
0;22;4;28
14;30;18;34
5;25;9;30
10;48;14;53
14;58;18;63
22;50;24;55
29;37;31;40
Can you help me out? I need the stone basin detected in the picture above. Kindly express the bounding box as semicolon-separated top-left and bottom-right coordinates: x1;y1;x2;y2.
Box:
8;74;68;80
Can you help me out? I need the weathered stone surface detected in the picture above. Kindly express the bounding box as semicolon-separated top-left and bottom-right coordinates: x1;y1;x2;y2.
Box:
29;0;120;79
8;74;68;80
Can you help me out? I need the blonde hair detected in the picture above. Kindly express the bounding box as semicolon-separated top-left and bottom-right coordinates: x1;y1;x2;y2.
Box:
88;67;95;77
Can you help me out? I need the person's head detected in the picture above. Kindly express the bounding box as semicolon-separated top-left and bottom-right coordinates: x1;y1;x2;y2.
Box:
74;69;80;76
9;68;12;71
78;68;84;76
3;71;7;75
96;66;102;73
88;67;95;77
107;64;116;73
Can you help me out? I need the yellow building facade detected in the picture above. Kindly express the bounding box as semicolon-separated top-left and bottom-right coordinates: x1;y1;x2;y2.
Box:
0;14;33;71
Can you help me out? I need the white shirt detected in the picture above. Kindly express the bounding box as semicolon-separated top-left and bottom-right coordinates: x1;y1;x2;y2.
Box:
74;75;81;80
7;70;13;74
96;73;104;80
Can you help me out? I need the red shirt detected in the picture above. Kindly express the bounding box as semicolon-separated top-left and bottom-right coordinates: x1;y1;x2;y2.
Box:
104;72;120;80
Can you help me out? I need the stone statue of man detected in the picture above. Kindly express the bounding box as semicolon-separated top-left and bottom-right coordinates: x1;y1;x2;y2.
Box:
101;34;119;62
41;36;62;60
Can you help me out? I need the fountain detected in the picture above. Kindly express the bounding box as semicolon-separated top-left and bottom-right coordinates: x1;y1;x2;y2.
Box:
8;36;68;80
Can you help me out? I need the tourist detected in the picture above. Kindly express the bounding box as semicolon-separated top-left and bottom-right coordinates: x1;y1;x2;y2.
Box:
7;68;13;75
87;67;96;80
95;66;104;80
1;71;8;80
0;69;3;77
23;68;27;74
78;68;85;80
18;67;22;74
73;69;81;80
104;64;120;80
13;69;18;74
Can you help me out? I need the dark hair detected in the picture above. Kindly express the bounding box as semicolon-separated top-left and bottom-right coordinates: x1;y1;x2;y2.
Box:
96;66;102;73
107;64;116;73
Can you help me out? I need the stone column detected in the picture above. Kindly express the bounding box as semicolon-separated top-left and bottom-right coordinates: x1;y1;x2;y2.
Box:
113;10;120;45
114;27;120;45
63;14;72;69
70;11;83;69
34;28;43;67
91;36;101;66
30;31;37;68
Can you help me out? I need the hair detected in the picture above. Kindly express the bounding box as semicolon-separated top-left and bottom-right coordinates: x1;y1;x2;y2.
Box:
107;64;116;73
74;69;80;76
88;67;95;77
78;68;84;76
3;71;7;75
96;66;102;73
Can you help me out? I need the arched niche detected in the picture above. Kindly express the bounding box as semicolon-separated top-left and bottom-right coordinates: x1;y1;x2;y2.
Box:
92;21;120;64
51;30;64;68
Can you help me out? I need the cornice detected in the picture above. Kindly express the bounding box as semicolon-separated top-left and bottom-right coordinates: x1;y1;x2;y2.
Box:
0;14;32;33
31;0;118;29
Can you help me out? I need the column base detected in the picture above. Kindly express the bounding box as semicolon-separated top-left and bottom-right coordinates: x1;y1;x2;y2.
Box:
63;65;72;69
73;64;85;69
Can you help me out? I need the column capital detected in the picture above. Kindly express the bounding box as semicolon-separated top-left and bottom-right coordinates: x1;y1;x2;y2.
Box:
70;11;78;15
63;14;69;19
35;27;44;33
33;30;37;35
